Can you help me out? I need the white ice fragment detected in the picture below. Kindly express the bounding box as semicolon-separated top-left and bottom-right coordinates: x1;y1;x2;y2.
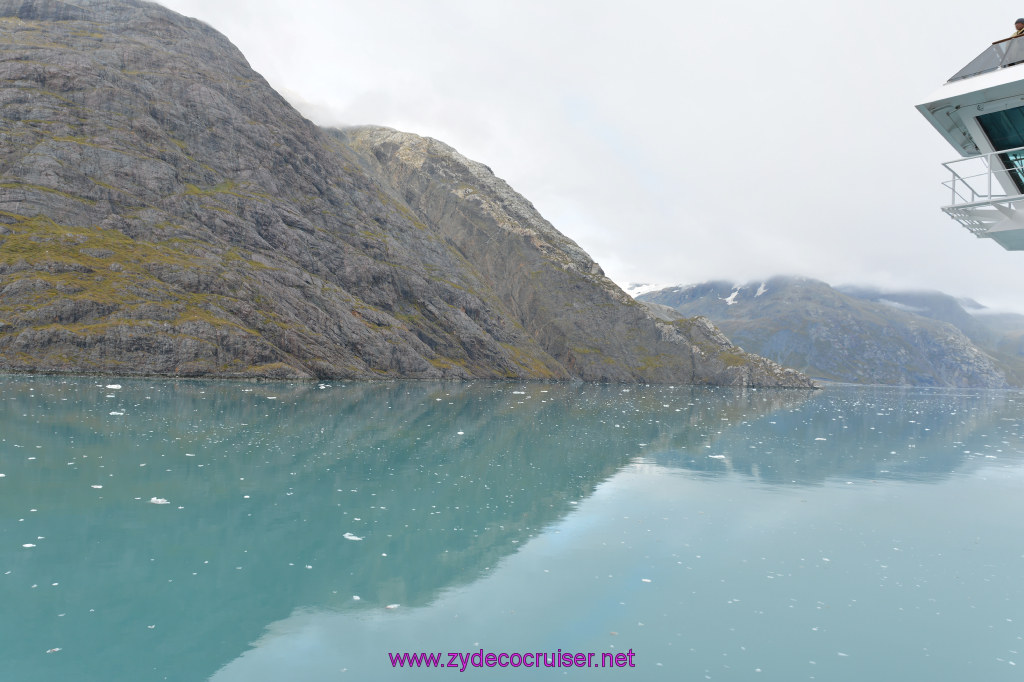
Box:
814;437;827;441
386;603;399;609
109;411;124;416
708;454;726;459
105;384;122;389
641;578;652;583
352;595;361;601
185;453;195;457
149;497;170;505
22;543;36;548
343;532;364;541
0;474;5;478
457;431;464;435
91;485;102;489
837;652;848;657
46;648;61;654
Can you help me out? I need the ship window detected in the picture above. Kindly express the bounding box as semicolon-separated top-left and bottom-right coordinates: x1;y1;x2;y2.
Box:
977;107;1024;194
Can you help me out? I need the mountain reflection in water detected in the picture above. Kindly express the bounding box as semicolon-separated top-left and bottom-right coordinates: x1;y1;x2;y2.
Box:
1;378;1022;681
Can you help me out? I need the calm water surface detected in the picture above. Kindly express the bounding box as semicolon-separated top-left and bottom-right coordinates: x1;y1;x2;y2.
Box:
1;377;1022;681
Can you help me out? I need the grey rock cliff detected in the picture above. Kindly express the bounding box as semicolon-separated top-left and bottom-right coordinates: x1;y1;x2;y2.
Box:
0;0;813;386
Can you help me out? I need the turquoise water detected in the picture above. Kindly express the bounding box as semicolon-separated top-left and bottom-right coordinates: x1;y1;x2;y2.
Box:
1;377;1023;681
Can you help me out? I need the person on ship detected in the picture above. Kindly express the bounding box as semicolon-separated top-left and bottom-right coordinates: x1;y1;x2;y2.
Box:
1013;18;1024;38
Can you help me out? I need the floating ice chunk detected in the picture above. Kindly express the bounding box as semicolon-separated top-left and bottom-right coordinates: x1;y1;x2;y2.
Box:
837;652;848;657
352;595;361;601
0;474;5;478
22;543;36;548
105;384;121;389
641;578;652;583
46;648;61;654
343;532;363;541
814;437;827;441
386;604;400;609
708;454;726;459
91;485;102;489
109;411;124;416
457;431;465;435
149;497;170;505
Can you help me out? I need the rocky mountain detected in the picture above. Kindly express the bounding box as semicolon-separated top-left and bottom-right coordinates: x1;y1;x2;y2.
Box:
638;276;1024;388
0;0;813;387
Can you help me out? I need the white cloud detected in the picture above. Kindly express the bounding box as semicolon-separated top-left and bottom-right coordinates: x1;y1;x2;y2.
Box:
159;0;1024;311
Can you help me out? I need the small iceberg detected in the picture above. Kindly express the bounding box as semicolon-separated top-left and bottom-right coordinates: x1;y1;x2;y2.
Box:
343;532;363;541
149;497;170;505
105;384;122;390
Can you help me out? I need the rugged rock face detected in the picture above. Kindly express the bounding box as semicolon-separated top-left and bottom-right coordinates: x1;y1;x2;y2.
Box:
640;276;1013;388
0;0;814;386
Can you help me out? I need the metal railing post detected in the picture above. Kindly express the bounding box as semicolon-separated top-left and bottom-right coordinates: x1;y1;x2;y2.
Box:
988;150;993;200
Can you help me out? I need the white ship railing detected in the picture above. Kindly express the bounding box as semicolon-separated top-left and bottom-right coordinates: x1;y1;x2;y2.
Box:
940;145;1024;235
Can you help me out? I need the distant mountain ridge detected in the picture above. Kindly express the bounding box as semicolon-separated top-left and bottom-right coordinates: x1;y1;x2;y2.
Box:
0;0;813;386
637;276;1024;387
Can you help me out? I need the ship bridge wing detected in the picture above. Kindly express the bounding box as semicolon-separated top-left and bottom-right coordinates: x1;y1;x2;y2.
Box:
918;36;1024;250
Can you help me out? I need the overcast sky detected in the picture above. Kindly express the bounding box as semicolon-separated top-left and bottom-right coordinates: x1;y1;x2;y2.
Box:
159;0;1024;311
